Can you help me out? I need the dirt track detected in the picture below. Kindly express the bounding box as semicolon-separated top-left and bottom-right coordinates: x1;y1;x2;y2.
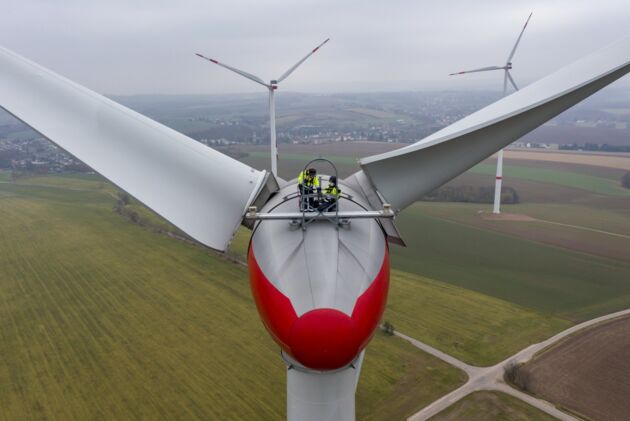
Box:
520;316;630;421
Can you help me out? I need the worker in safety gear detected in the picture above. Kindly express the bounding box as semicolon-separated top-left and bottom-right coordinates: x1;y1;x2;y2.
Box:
321;175;340;211
298;168;320;210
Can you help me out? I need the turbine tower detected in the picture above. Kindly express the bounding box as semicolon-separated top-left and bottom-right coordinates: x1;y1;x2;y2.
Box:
196;38;330;177
450;12;533;214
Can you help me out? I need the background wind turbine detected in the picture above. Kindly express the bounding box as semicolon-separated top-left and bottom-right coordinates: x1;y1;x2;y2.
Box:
196;38;330;177
450;12;533;214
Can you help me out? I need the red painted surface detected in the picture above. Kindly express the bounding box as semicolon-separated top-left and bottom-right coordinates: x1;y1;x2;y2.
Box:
352;251;390;351
248;243;390;370
248;246;297;351
290;308;358;370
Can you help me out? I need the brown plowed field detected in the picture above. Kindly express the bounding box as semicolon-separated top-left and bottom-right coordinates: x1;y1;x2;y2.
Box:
520;316;630;421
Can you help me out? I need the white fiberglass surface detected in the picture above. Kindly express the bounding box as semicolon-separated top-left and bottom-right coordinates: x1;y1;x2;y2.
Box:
251;182;386;316
0;46;265;251
357;36;630;211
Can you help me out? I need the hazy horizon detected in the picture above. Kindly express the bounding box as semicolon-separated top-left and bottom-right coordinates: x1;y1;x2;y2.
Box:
3;1;630;95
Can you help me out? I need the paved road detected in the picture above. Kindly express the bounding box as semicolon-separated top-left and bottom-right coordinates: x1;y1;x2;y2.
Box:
401;308;630;420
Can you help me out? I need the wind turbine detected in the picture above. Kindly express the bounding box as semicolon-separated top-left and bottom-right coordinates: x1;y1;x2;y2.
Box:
195;38;330;177
1;33;629;421
450;12;533;214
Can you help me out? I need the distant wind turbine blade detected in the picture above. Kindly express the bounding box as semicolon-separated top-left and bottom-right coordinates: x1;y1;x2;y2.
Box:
507;71;519;91
449;66;504;76
276;38;330;83
506;12;533;64
195;53;269;88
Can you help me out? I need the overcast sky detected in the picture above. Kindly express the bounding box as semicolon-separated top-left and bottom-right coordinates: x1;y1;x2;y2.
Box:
2;0;630;95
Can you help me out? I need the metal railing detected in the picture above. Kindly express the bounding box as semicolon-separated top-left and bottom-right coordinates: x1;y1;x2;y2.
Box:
244;158;396;230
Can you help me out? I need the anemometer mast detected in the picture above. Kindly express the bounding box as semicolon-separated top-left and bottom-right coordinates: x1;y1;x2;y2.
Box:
196;38;330;177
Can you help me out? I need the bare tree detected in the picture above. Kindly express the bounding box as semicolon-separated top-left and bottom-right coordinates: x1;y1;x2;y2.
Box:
382;321;395;336
504;362;531;391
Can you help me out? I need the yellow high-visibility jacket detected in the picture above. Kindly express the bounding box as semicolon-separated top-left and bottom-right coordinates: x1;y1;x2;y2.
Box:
298;171;320;188
324;184;340;197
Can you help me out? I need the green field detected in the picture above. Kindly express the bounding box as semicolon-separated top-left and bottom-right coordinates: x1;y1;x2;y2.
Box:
470;162;630;196
4;150;630;418
241;151;360;179
513;203;630;235
358;331;465;420
385;270;570;366
14;173;110;191
0;179;465;420
246;151;360;166
420;201;630;238
392;203;630;321
430;391;557;421
415;202;630;264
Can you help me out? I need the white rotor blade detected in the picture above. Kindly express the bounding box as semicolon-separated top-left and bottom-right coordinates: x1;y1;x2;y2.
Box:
506;12;533;64
449;66;504;76
0;46;269;251
276;38;330;83
507;71;519;91
353;36;630;212
195;53;269;88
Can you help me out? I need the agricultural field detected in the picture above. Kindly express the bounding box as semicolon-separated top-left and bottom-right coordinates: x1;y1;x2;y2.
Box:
357;331;466;421
391;203;630;322
3;136;630;419
503;149;630;170
346;107;405;120
429;391;558;421
13;173;111;191
384;270;570;366
470;162;630;196
237;148;361;179
519;316;630;421
0;177;465;420
416;203;630;263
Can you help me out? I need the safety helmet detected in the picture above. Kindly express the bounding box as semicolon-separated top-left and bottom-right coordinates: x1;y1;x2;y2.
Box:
329;176;337;184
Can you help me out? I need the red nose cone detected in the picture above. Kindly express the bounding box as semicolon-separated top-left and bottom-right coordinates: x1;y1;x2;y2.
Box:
290;309;359;370
248;244;390;371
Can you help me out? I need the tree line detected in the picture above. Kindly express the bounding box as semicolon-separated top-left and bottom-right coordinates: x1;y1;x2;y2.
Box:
422;185;520;204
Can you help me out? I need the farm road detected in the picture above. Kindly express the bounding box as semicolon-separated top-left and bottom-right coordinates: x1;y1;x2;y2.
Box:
535;218;630;240
401;308;630;420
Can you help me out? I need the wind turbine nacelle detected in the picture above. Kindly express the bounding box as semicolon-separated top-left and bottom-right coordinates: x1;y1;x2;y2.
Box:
247;181;390;370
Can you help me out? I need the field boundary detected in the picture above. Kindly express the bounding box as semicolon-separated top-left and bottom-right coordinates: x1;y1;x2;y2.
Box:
402;308;630;420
